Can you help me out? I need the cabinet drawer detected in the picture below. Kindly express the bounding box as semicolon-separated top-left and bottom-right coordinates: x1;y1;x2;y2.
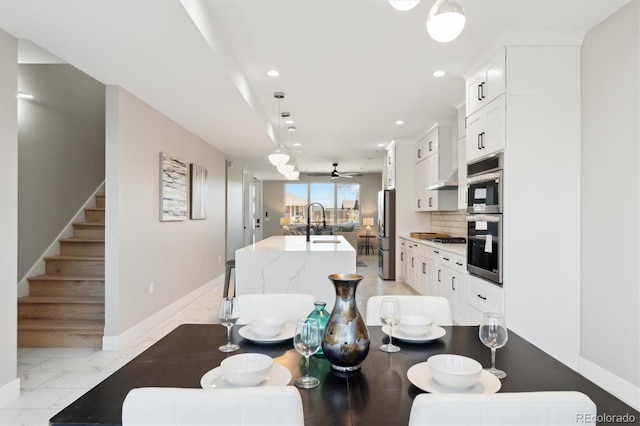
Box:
438;251;466;274
466;275;504;314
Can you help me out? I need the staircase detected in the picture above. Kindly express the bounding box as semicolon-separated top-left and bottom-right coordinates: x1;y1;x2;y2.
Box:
18;195;105;348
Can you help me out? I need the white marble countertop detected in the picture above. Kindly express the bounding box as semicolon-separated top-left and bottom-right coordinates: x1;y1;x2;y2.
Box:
399;235;467;256
236;235;356;253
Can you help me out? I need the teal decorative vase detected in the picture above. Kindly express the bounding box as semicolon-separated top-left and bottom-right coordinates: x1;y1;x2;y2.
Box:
307;301;330;356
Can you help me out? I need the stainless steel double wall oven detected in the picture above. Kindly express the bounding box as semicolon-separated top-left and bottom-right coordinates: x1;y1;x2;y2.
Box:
466;153;503;285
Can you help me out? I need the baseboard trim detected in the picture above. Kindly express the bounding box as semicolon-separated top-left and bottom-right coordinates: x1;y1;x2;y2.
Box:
102;275;222;351
579;356;640;411
0;378;20;408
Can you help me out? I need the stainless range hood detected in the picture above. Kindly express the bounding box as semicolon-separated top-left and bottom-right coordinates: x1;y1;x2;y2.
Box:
427;169;459;190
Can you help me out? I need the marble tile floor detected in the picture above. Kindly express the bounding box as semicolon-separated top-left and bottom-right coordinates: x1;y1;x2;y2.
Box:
0;254;415;426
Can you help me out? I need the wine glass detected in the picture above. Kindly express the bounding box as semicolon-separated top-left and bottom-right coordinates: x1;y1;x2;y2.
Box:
479;312;508;378
218;297;240;352
293;318;321;389
379;297;401;353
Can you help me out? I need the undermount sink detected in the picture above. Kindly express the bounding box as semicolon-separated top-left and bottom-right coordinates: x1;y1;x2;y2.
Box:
312;240;341;243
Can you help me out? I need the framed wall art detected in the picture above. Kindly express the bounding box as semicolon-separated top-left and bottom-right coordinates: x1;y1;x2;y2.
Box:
160;152;188;221
190;163;208;220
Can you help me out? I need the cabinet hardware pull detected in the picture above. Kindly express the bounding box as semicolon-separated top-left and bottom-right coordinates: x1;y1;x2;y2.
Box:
438;270;441;282
417;199;421;208
456;262;463;266
477;294;487;300
480;82;486;99
477;133;482;149
400;253;404;261
452;277;456;291
443;257;449;261
422;263;426;274
477;83;482;101
417;148;421;158
428;141;433;152
480;132;486;149
411;258;415;267
434;250;439;254
429;197;433;207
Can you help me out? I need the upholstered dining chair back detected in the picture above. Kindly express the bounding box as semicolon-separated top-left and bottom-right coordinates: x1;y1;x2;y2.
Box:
122;386;304;426
408;391;597;426
365;295;453;326
236;293;316;324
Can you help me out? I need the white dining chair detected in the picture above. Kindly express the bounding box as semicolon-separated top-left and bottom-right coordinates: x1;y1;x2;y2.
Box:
122;386;304;426
236;293;316;324
408;391;597;426
365;295;453;326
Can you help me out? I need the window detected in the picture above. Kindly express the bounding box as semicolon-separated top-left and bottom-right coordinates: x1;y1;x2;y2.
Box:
284;183;360;226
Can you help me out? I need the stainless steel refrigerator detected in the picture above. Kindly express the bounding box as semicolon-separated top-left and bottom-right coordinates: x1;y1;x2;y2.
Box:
377;189;396;279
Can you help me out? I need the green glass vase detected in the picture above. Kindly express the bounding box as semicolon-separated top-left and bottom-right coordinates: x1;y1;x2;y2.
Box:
307;301;330;356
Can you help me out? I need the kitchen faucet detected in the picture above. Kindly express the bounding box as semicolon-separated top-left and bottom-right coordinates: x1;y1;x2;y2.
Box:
306;202;326;242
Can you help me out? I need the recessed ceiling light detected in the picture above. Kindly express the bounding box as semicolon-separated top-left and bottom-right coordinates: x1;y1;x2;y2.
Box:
266;69;280;77
433;70;446;77
293;143;302;147
377;143;385;147
395;120;405;125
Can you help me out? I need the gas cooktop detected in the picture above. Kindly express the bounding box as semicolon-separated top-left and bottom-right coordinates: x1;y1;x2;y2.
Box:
423;237;467;244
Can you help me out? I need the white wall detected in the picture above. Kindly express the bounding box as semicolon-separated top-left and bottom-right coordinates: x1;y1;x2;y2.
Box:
0;29;19;407
104;86;227;339
580;0;639;407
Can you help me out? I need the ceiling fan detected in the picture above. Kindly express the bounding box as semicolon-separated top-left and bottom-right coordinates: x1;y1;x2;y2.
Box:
307;163;363;179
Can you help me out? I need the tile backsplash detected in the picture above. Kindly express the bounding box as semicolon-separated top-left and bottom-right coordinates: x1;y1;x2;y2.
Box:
431;210;466;237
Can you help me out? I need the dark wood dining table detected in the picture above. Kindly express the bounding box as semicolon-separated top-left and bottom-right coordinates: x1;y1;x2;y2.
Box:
49;324;638;426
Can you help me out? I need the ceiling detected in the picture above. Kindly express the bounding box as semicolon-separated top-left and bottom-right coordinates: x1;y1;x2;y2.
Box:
0;0;631;180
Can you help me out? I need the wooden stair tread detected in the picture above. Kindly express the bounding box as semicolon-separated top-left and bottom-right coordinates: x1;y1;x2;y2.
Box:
85;208;105;211
73;222;105;227
19;296;105;304
18;319;104;331
59;238;105;243
44;255;104;261
28;274;105;281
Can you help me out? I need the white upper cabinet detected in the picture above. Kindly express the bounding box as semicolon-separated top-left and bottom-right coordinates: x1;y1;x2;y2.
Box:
456;103;467;209
414;123;457;211
383;142;396;189
466;95;506;164
466;48;506;117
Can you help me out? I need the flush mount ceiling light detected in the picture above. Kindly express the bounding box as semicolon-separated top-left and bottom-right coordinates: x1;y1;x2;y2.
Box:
426;0;466;43
433;70;446;77
388;0;420;11
268;92;290;166
266;69;280;77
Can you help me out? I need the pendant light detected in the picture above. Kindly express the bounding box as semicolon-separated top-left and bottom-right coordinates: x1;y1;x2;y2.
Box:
388;0;420;11
426;0;466;43
268;92;290;166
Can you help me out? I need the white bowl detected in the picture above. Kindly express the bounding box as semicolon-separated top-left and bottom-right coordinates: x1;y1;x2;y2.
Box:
427;354;482;389
398;315;433;337
220;353;273;386
250;316;286;338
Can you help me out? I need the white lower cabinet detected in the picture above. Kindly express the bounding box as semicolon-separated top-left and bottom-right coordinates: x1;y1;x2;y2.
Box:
438;251;468;325
466;274;504;325
406;243;418;292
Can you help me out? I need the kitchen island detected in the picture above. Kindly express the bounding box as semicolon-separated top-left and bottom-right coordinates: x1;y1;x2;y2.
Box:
235;235;357;310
